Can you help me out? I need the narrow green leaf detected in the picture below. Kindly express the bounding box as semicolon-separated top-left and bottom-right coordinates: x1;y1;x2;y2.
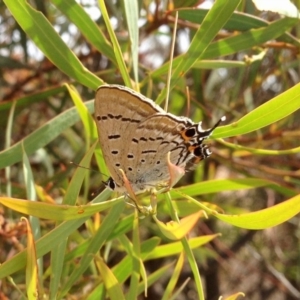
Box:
0;86;67;113
149;17;298;81
5;100;16;198
96;258;125;300
49;143;98;297
59;201;125;297
136;263;176;296
156;0;240;104
0;100;94;169
180;237;204;299
164;192;205;300
126;211;141;300
22;144;43;280
176;8;300;45
0;196;123;220
4;0;101;89
22;144;41;235
111;236;160;285
162;253;184;300
49;239;68;300
66;84;96;142
214;194;300;229
63;142;97;205
193;60;246;69
144;235;219;260
169;178;281;198
64;214;134;263
98;0;131;87
52;0;116;64
123;0;139;85
218;139;300;156
0;189;112;279
214;83;300;138
179;192;300;230
23;218;39;299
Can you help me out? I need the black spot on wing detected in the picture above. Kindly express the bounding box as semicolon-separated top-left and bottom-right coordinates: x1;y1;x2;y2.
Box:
141;150;157;154
121;117;140;123
108;135;121;140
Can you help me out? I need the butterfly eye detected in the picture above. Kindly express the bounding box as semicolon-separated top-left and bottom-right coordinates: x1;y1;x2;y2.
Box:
185;127;196;137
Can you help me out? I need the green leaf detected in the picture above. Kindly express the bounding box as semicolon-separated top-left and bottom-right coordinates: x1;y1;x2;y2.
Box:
156;0;241;103
98;0;131;87
59;201;125;297
145;235;220;260
4;0;101;88
177;192;300;230
0;188;112;279
148;17;298;82
218;140;300;156
0;100;94;169
96;258;125;300
169;178;291;199
52;0;116;64
23;217;39;299
214;83;300;138
214;194;300;229
123;0;139;85
0;196;123;220
0;86;67;113
176;8;300;45
48;143;98;297
126;212;141;300
66;84;96;142
162;253;184;300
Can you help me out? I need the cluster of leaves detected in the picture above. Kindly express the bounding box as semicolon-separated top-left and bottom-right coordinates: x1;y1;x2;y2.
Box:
0;0;300;299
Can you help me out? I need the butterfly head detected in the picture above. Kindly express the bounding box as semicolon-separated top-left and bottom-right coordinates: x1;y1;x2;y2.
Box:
183;116;226;170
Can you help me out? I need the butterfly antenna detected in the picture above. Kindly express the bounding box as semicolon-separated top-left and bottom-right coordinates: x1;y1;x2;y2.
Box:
207;116;226;135
70;161;109;178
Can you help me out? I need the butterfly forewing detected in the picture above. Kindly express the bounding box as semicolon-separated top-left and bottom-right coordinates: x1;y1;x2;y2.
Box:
95;85;164;191
94;84;221;194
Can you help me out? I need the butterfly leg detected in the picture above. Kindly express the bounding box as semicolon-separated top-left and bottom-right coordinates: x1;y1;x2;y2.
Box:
117;168;154;215
118;168;142;207
149;188;158;215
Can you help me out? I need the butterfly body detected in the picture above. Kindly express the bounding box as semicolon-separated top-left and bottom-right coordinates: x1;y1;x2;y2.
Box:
95;85;222;194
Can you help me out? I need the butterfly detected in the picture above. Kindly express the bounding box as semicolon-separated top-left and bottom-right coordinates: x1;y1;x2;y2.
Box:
94;84;224;195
